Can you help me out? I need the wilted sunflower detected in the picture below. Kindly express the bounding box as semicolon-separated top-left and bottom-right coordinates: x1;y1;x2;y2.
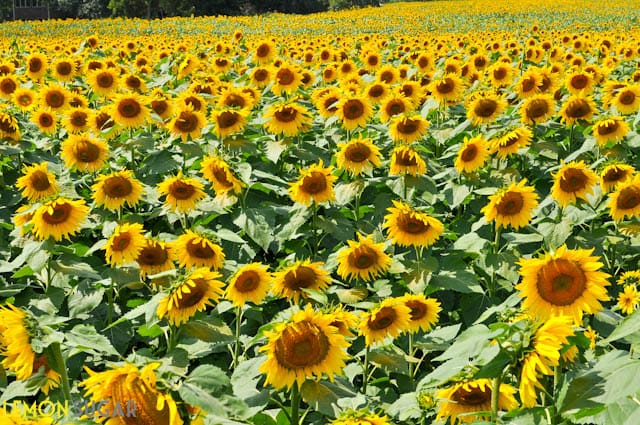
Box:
383;200;444;247
87;68;119;96
359;298;411;346
617;285;639;315
516;245;610;323
92;170;144;211
481;180;539;229
520;94;555;124
272;259;331;303
211;108;248;139
16;162;58;202
560;94;596;125
110;93;150;129
81;363;183;425
608;176;640;221
259;304;350;390
428;74;465;104
336;95;373;131
226;262;272;307
31;197;89;241
104;222;146;266
551;161;599;207
157;268;225;326
157;173;206;213
172;230;225;270
289;160;336;206
60;134;109;173
399;293;441;333
491;127;532;158
136;239;174;277
389;114;429;144
389;145;427;176
31;108;57;134
454;135;490;173
200;155;244;195
264;102;312;137
519;315;574;407
336;233;392;282
467;93;507;125
168;105;207;141
612;84;640;115
335;137;382;176
436;379;518;424
592;116;630;146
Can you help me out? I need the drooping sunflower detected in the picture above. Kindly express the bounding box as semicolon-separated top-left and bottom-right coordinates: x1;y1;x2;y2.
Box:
551;161;599;207
289;160;336;206
87;68;120;96
110;93;150;129
428;74;465;104
454;135;490;173
383;200;444;247
259;304;350;390
80;363;183;425
399;293;441;333
210;108;248;139
560;94;597;125
336;95;373;131
608;176;640;221
16;162;58;202
226;262;272;307
359;298;412;346
157;173;206;213
592;116;630;146
136;239;174;277
31;197;89;241
60;133;109;173
492;127;533;158
617;285;639;315
516;245;610;323
519;315;574;407
104;222;146;266
263;101;312;137
389;145;427;176
157;268;225;326
31;108;57;134
272;259;332;303
436;379;518;424
389;114;429;144
612;85;640;115
467;92;507;125
336;233;392;282
200;155;245;195
481;180;539;229
172;230;225;270
327;305;359;338
167;105;207;141
92;169;144;211
520;94;555;124
335;137;382;176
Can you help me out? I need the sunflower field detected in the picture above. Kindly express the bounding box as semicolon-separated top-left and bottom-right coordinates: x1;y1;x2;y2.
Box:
2;0;640;424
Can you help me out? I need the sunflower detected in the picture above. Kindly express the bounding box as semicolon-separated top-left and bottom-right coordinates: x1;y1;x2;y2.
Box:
271;63;302;96
16;162;58;202
92;169;144;211
516;245;610;323
399;293;441;333
104;222;146;266
481;180;539;230
217;87;255;111
336;233;392;282
520;94;555;124
157;268;225;326
226;262;272;307
486;62;515;88
121;72;147;92
88;68;119;96
264;101;312;137
150;93;174;121
608;176;640;221
250;66;273;88
327;306;359;338
272;259;332;303
289;160;336;206
492;127;533;158
157;173;206;213
110;93;150;129
52;58;76;82
560;94;597;125
389;114;429;144
565;70;595;94
467;93;507;125
331;409;391;425
0;111;20;142
31;197;89;241
80;363;183;425
167;105;207;141
617;285;639;315
200;155;245;195
383;200;444;247
359;298;412;346
336;95;373;131
314;88;342;120
365;82;391;104
551;161;599;207
60;134;109;173
618;270;640;286
210;108;248;139
612;85;640;115
592;116;630;146
428;74;465;104
60;107;89;134
25;52;48;80
39;84;70;111
177;91;207;113
335;137;382;176
12;87;37;111
254;40;277;64
137;239;174;277
259;304;350;390
454;135;490;173
515;70;541;99
519;315;574;407
0;74;18;99
376;64;399;85
436;379;518;424
172;230;225;270
389;145;427;176
379;94;412;123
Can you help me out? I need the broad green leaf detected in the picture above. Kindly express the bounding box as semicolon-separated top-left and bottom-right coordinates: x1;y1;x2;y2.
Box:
66;324;119;356
186;365;230;393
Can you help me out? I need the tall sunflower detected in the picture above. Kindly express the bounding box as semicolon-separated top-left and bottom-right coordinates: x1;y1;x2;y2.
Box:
289;160;336;206
272;259;332;304
110;93;150;129
607;176;640;221
157;173;206;213
259;304;350;390
226;262;272;307
389;114;429;144
383;200;444;247
454;135;490;173
31;197;89;241
16;162;58;202
359;298;412;346
467;92;507;125
612;84;640;115
335;137;382;177
92;170;144;211
399;293;441;333
551;161;599;207
172;230;225;270
592;116;630;146
481;180;539;229
520;94;555;124
200;155;245;195
263;102;312;137
436;379;518;424
87;68;120;96
389;145;427;176
516;245;610;323
80;363;183;425
157;268;225;326
428;74;465;104
137;239;174;277
104;222;146;266
336;95;373;131
168;105;207;141
336;234;392;282
211;108;248;139
60;134;109;173
560;94;596;125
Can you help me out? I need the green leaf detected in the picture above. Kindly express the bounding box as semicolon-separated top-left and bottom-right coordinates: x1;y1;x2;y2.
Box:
215;228;246;244
234;210;274;252
182;318;234;344
0;379;39;403
452;232;490;255
369;348;409;374
300;380;340;416
604;308;640;344
178;382;227;417
431;270;484;293
186;365;230;393
387;392;422;421
66;324;119;356
68;283;104;318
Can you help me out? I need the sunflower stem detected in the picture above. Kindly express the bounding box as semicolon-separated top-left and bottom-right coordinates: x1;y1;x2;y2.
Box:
408;332;416;388
568;123;575;154
362;346;370;394
290;382;301;425
48;342;71;402
106;278;114;325
491;375;502;423
233;306;243;370
311;202;319;259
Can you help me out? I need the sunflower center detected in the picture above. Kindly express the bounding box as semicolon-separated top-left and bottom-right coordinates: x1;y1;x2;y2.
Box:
368;306;396;330
345;143;371;163
396;150;417;166
118;98;142;118
97;72;114;88
539;75;552;92
343;99;365;120
0;78;16;94
178;278;207;308
169;181;196;200
493;67;507;80
18;94;33;106
30;170;51;191
39;114;53;127
301;172;328;194
277;69;295;86
500;133;519;148
522;77;536;92
379;71;394;83
536;258;586;306
616;186;640;210
418;57;430;68
218;111;239;129
397;118;420;135
175;111;199;133
112;233;132;251
496;191;524;216
29;58;43;73
125;76;141;89
224;94;245;109
46;91;65;108
323;96;339;113
75;140;101;163
104;176;133;198
452;385;491;406
436;78;454;94
256;44;271;58
527;99;549;119
236;270;261;292
70;111;88;127
254;69;268;81
559;168;587;193
398;214;429;234
274;321;330;369
349;245;378;269
138;244;168;266
570;75;588;89
151;100;168;116
95;112;114;130
186;239;215;259
566;99;591;118
597;121;619;135
619;90;636;105
405;300;427;321
283;266;316;290
184;96;202;111
274;106;297;123
603;168;626;183
460;144;478;162
367;55;379;66
56;62;73;76
369;85;384;98
42;202;71;224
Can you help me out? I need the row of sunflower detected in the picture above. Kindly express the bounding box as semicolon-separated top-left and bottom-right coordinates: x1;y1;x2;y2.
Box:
2;1;640;424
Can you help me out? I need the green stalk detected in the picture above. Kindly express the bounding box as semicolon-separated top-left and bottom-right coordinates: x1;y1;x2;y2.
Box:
233;306;243;369
491;375;502;423
362;346;370;394
290;382;300;425
311;202;319;259
47;342;71;402
408;332;416;387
